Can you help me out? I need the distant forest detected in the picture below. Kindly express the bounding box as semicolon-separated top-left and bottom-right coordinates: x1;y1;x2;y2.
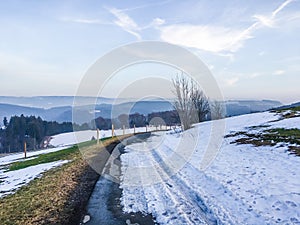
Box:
0;115;90;153
93;110;180;130
0;110;180;153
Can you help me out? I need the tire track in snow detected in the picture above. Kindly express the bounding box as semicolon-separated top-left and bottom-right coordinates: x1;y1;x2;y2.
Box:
157;143;267;224
149;148;219;225
146;153;207;224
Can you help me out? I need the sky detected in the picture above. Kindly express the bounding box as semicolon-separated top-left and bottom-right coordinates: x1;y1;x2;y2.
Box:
0;0;299;104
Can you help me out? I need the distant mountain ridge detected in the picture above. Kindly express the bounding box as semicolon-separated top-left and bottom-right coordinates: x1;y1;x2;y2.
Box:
225;100;282;116
0;96;171;109
0;96;114;108
0;97;283;125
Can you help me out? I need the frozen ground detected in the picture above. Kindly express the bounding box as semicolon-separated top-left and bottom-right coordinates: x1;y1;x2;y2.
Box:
119;112;300;224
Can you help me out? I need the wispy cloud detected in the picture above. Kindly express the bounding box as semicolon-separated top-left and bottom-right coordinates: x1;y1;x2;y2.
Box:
159;0;295;53
106;6;166;40
61;17;113;25
114;0;172;12
249;72;263;78
224;77;239;86
107;7;142;40
274;70;286;75
253;0;294;27
159;25;246;53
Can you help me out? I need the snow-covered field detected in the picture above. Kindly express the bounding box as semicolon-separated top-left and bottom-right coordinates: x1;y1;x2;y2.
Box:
119;112;300;224
49;126;160;147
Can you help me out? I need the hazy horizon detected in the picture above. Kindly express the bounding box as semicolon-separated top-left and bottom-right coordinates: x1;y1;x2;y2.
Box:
0;95;293;105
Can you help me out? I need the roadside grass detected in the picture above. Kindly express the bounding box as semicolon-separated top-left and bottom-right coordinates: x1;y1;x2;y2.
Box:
226;128;300;156
0;136;128;225
7;146;78;171
6;137;114;172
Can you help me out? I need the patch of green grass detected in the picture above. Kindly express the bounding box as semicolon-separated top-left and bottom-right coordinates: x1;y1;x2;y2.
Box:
264;128;300;145
7;146;78;172
226;128;300;156
273;106;300;113
271;106;300;113
6;137;114;172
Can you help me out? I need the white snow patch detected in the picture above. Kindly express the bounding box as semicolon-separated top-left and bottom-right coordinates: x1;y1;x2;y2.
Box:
269;116;300;129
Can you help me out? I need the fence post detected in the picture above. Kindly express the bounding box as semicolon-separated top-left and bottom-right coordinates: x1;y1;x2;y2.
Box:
24;142;27;159
112;124;115;137
97;129;99;145
123;125;125;135
134;124;136;134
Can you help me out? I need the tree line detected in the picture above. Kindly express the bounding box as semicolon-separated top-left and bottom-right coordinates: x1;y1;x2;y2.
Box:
0;115;89;153
92;110;180;130
0;110;181;153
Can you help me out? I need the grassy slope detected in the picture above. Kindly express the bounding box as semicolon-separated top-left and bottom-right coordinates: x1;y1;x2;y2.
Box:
0;136;130;225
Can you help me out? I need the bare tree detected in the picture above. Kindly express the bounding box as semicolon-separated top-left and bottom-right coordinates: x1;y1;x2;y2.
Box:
211;100;225;120
172;74;211;130
191;87;210;122
172;75;196;130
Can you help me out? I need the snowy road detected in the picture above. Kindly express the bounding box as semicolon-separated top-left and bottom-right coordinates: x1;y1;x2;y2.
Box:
85;133;155;225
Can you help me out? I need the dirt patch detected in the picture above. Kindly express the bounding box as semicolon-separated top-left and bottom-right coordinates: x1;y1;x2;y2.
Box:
289;146;300;156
